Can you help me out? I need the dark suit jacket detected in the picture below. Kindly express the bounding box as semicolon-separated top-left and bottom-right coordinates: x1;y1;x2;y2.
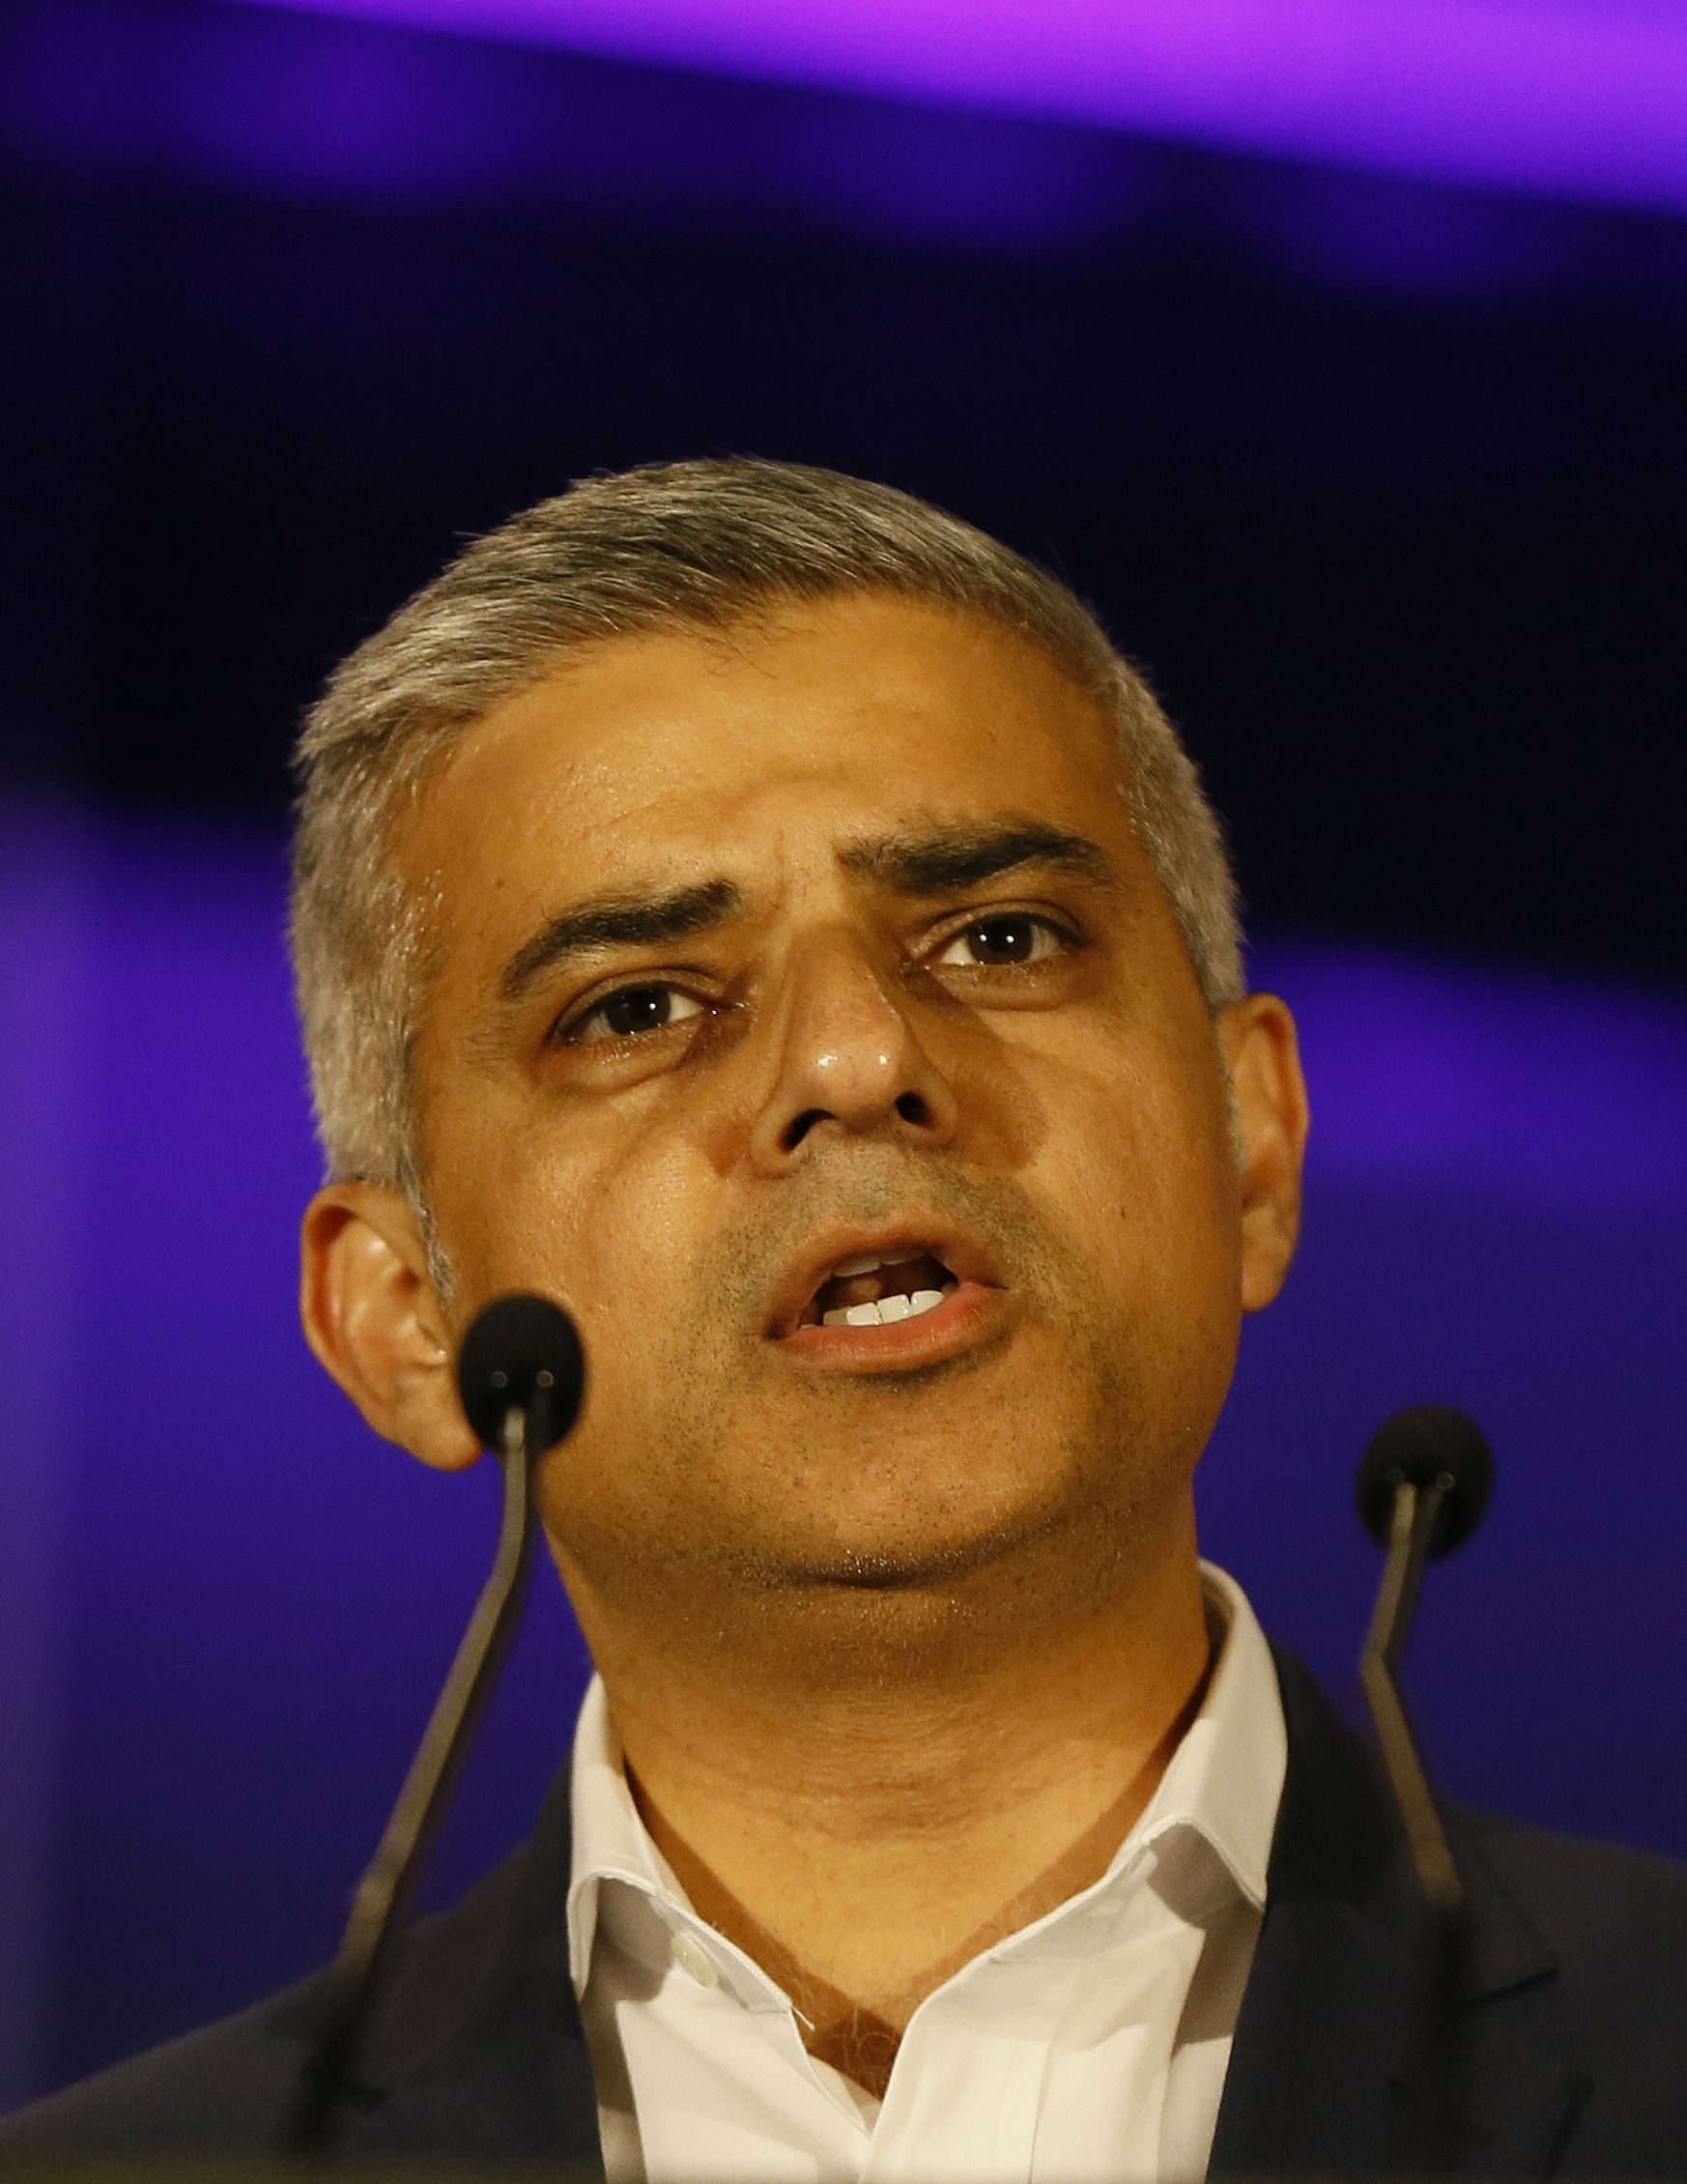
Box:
5;1652;1687;2173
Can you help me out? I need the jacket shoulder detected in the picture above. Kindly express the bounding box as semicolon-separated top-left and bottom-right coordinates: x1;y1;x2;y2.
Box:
1455;1807;1687;2162
0;1986;314;2157
1459;1804;1687;2020
1462;1803;1687;1922
0;1832;542;2157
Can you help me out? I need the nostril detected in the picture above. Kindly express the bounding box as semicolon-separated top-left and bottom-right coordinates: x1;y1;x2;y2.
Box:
895;1091;929;1124
783;1107;828;1152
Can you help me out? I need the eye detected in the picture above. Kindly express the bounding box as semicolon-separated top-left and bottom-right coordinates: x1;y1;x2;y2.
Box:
562;982;707;1045
932;913;1073;969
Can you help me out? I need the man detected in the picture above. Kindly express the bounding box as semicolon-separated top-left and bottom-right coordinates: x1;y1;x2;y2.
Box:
5;460;1685;2177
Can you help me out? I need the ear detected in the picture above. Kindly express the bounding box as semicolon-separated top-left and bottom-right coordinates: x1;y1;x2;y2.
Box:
300;1182;482;1471
1217;993;1310;1315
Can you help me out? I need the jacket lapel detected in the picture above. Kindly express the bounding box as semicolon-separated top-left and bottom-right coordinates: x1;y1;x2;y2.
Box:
338;1769;608;2170
1211;1652;1581;2175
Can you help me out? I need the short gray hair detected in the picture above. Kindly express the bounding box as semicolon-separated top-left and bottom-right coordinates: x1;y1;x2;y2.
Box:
290;458;1244;1193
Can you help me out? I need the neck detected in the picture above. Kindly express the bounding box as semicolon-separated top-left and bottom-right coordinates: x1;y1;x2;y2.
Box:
562;1497;1211;2094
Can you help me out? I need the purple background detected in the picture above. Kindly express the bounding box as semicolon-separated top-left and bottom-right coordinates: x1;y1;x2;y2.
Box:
4;0;1687;2121
225;0;1687;215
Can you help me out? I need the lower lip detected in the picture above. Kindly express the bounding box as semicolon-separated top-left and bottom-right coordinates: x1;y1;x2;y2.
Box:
773;1280;1008;1372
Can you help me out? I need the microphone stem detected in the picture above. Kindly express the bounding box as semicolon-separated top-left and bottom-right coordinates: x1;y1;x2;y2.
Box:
1358;1476;1469;2172
288;1401;537;2156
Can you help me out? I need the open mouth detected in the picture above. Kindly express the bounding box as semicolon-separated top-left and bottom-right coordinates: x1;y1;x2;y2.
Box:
797;1248;959;1330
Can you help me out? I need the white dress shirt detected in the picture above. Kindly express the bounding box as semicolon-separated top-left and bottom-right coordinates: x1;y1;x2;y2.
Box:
567;1564;1287;2184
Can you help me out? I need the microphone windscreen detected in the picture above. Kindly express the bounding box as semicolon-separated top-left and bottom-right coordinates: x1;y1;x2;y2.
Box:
1357;1404;1494;1558
457;1292;586;1454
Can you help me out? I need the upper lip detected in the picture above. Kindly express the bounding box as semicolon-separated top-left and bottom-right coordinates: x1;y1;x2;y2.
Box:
764;1218;1004;1338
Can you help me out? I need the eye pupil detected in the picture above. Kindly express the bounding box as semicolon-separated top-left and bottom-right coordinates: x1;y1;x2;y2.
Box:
971;918;1036;963
602;985;672;1036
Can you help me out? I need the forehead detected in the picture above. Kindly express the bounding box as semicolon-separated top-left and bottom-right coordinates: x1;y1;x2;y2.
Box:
402;595;1130;914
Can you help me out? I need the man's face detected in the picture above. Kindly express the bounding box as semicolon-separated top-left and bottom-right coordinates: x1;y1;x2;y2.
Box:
389;595;1298;1622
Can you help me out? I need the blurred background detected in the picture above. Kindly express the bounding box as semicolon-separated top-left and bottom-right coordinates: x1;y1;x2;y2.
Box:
3;0;1686;2116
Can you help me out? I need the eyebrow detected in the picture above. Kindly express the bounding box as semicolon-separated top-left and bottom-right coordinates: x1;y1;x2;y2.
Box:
498;878;740;1001
496;819;1120;1003
838;819;1122;895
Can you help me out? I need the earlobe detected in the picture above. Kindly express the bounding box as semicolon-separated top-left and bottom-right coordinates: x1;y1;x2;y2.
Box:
300;1183;482;1471
1219;994;1311;1315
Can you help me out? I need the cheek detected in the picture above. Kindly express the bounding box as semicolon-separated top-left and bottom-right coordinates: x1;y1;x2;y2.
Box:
424;1109;673;1391
1043;1042;1243;1301
513;1128;713;1375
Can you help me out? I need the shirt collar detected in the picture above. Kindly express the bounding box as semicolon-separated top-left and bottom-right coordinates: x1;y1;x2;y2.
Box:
1114;1561;1284;1916
565;1560;1285;1995
566;1673;685;1997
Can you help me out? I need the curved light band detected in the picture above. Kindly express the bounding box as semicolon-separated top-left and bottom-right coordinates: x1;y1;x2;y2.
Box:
224;0;1687;215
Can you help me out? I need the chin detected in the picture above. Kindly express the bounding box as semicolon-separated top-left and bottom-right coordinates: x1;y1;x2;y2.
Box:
750;1482;1086;1597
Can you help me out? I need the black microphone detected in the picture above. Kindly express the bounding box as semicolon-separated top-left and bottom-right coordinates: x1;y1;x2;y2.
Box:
1355;1403;1494;2172
288;1292;585;2155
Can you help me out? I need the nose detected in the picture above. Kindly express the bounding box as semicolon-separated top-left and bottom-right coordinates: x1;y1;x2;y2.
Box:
746;931;958;1173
